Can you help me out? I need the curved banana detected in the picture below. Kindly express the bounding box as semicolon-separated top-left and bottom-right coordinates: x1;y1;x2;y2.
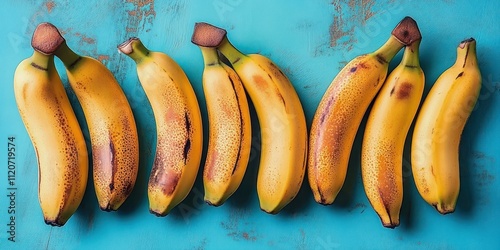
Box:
32;23;139;211
118;38;203;216
191;45;251;206
307;17;420;205
411;38;481;214
361;38;424;228
192;22;307;214
14;49;88;226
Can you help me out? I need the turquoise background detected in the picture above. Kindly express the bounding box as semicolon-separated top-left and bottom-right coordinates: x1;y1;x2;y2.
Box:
1;0;499;249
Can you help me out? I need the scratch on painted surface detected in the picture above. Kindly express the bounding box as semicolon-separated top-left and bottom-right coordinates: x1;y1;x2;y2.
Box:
329;0;377;50
220;208;258;242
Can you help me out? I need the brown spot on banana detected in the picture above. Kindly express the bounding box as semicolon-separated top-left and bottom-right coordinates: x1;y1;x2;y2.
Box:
205;151;219;181
150;165;181;196
30;62;48;71
229;76;245;176
252;75;268;90
375;54;389;64
390;82;413;99
92;120;138;211
108;138;116;192
252;74;286;108
183;111;192;165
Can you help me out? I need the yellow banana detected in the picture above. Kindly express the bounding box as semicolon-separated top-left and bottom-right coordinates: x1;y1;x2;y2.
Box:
191;45;251;206
307;16;420;205
192;22;307;214
361;37;424;228
411;38;481;214
14;48;88;226
32;23;139;211
118;38;203;216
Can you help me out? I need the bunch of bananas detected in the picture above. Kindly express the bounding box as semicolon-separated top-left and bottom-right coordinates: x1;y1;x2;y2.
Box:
308;16;481;228
191;22;308;214
14;23;140;226
14;15;481;228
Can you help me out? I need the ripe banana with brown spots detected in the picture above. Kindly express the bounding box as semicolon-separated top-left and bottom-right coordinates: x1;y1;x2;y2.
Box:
14;48;88;226
192;23;307;214
307;17;420;205
32;23;139;212
118;38;203;216
192;44;251;207
361;36;424;228
411;38;481;215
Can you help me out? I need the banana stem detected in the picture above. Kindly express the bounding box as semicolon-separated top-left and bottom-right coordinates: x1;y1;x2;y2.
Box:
372;36;405;64
118;38;150;63
401;40;421;68
30;51;53;70
54;43;81;69
217;38;246;66
199;46;220;66
455;38;477;68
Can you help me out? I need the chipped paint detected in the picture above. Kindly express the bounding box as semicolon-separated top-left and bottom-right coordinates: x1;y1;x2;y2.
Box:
220;208;259;242
74;32;96;45
45;0;55;13
125;0;156;34
97;55;110;64
329;0;377;50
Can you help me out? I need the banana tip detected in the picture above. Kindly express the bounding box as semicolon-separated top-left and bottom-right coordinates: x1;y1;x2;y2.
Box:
383;223;399;229
205;200;223;207
260;207;280;215
31;22;65;55
100;204;118;212
191;22;227;47
149;209;167;217
44;218;65;227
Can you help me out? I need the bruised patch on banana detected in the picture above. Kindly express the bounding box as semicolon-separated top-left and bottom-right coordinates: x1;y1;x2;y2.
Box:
149;138;180;196
205;151;218;181
149;110;192;195
150;165;181;196
390;82;413;99
163;172;181;196
252;74;286;108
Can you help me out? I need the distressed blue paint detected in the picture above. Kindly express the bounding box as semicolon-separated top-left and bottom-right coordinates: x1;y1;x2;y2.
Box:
0;0;499;249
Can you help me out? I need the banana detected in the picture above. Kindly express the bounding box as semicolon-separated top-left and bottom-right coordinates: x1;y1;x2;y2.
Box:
14;48;88;226
361;37;424;228
191;44;251;206
118;38;203;216
192;22;307;214
307;16;420;205
32;23;139;211
411;38;481;214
